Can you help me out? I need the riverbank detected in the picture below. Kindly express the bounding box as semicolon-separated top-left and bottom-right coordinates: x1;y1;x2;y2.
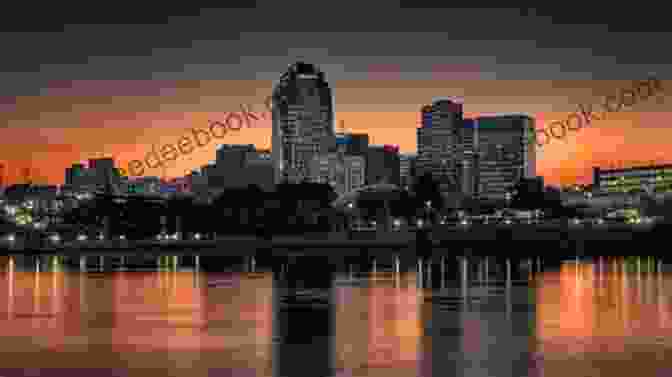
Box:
0;224;666;257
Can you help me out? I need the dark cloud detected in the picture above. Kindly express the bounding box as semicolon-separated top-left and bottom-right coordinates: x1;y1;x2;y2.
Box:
0;6;668;97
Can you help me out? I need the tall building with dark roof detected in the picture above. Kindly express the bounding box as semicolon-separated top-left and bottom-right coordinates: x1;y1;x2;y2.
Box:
470;115;536;199
416;99;463;193
272;62;335;184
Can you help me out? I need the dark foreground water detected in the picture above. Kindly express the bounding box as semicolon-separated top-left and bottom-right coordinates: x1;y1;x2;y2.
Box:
0;254;670;376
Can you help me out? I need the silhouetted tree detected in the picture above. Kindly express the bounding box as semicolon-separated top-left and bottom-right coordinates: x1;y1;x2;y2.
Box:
266;182;337;234
540;186;566;218
412;173;444;211
511;178;546;210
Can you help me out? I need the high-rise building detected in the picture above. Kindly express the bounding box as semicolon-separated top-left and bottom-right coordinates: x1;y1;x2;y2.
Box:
416;99;463;193
399;153;417;189
421;105;433;128
308;152;365;195
366;145;400;186
456;118;478;195
306;132;367;195
272;62;335;184
470;115;536;199
344;133;369;156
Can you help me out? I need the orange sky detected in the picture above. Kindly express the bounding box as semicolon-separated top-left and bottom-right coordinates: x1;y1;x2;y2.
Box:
0;79;668;186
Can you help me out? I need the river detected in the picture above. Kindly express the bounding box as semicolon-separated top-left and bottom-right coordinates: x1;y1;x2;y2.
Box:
0;254;669;376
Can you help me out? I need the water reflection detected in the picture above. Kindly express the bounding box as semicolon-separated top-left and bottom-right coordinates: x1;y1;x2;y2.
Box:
0;255;671;376
0;255;274;376
334;269;421;376
535;257;672;376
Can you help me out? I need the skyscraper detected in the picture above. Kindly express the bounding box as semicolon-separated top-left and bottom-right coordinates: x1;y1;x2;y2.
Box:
399;153;417;189
471;115;536;199
366;145;400;186
308;152;365;195
416;99;463;193
272;62;335;184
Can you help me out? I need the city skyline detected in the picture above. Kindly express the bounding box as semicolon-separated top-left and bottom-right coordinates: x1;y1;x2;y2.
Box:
0;6;670;187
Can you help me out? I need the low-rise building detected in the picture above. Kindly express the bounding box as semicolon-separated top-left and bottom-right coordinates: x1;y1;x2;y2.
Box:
594;163;672;194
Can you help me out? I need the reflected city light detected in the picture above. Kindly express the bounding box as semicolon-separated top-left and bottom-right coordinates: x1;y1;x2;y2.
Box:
341;271;421;373
0;263;274;374
536;257;672;361
334;270;422;374
1;256;671;376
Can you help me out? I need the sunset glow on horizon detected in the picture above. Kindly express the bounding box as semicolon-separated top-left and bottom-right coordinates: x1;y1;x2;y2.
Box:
1;78;668;187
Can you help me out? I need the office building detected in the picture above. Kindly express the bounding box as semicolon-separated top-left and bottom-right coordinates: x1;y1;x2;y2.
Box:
65;164;85;186
454;118;477;195
186;171;208;199
308;151;366;195
593;163;672;193
206;145;274;191
307;133;366;195
342;133;369;156
366;145;400;186
201;162;218;180
125;176;162;194
400;153;417;189
243;152;274;192
416;99;463;193
90;158;119;183
216;144;255;169
272;62;335;184
344;155;366;193
65;158;121;191
421;104;433;128
470;115;536;199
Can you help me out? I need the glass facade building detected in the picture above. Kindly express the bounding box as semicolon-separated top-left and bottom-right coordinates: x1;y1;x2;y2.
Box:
272;62;335;184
